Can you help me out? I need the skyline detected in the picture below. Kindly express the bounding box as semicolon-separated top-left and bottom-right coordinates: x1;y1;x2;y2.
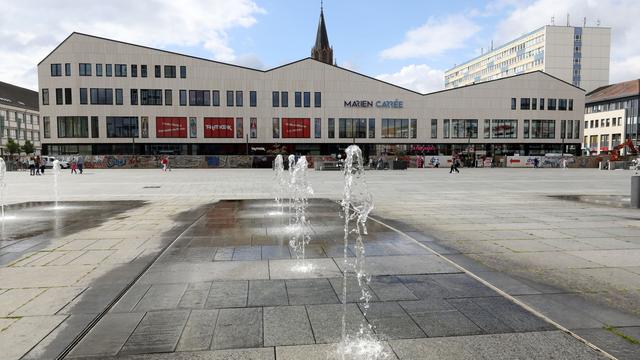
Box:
2;0;639;92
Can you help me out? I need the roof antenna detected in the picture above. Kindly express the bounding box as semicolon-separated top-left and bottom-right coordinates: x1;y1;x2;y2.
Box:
583;17;586;27
566;13;570;26
551;16;555;25
491;40;494;51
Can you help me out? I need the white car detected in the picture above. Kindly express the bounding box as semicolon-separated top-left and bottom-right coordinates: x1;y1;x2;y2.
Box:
42;156;70;169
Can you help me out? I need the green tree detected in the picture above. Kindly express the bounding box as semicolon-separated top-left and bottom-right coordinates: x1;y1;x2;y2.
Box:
21;140;35;155
6;138;20;158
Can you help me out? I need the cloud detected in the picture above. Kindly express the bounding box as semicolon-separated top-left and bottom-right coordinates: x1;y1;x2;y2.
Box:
0;0;265;89
232;54;266;70
380;15;481;60
376;64;445;93
493;0;640;82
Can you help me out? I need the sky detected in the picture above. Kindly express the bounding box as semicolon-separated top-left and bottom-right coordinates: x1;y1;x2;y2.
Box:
1;0;639;93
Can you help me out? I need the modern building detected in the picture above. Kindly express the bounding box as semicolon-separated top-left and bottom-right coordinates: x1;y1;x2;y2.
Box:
445;25;611;92
583;79;640;154
0;81;41;156
37;11;585;159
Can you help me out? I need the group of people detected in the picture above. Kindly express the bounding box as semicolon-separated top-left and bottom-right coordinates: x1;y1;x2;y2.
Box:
27;156;46;176
70;157;84;174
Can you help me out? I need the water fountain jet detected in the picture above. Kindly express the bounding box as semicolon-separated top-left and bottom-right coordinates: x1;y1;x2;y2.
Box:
289;156;314;266
52;159;61;210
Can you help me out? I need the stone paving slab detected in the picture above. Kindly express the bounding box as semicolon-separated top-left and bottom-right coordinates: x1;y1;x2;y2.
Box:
263;305;315;346
574;327;640;360
138;261;270;283
335;254;459;275
0;315;68;360
211;307;263;350
68;312;145;358
269;258;342;279
175;309;219;352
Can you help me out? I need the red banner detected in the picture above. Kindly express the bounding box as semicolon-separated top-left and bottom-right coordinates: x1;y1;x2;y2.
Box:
156;117;187;138
282;118;310;138
204;117;234;138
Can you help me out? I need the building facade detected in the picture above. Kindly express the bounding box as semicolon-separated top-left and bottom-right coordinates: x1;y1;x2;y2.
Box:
583;79;640;154
37;32;585;159
445;25;611;92
0;81;41;156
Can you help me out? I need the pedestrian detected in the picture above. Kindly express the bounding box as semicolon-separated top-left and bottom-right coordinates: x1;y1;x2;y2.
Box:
28;157;35;176
434;157;440;168
450;157;460;174
533;157;540;168
35;156;41;175
70;158;78;174
77;156;84;174
161;156;169;171
40;158;46;175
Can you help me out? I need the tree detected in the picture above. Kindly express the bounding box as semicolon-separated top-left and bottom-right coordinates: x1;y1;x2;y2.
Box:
6;138;20;158
21;140;35;155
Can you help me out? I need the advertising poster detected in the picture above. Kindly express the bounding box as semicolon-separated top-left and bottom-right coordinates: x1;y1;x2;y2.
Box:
282;118;310;138
141;117;149;138
236;118;243;138
204;117;234;138
156;117;187;138
189;117;197;138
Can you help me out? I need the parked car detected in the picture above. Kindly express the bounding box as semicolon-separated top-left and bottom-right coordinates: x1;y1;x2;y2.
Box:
42;156;70;169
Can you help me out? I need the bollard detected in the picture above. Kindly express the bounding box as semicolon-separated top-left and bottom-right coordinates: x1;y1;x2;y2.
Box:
631;176;640;208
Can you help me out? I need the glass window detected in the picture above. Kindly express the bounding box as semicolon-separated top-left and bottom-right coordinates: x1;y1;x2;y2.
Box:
65;63;71;76
272;118;280;138
532;98;537;110
96;64;103;76
42;89;49;105
107;117;138;138
204;117;234;138
212;90;220;106
141;117;149;138
51;64;62;76
140;89;163;105
164;89;172;106
484;119;491;139
450;119;478;138
539;98;545;110
574;119;580;139
568;99;573;111
156;117;187;138
340;118;367;138
584;120;588;129
281;91;288;107
328;118;335;138
314;92;321;107
115;88;123;105
189;117;197;138
179;90;186;106
164;65;176;78
115;64;127;77
106;64;112;77
520;98;530;110
79;63;91;76
272;91;279;107
226;91;234;106
236;118;243;138
154;65;161;78
548;98;557;110
284;118;311;138
558;99;567;111
491;119;518;138
131;89;138;105
303;92;310;107
131;64;137;77
369;118;375;138
524;120;530;138
530;119;555;139
236;91;243;107
250;91;257;107
90;88;114;105
43;116;50;138
91;116;99;138
314;118;321;138
250;117;257;139
141;65;147;77
189;90;211;106
443;119;450;138
80;88;88;104
57;116;88;138
295;92;302;107
511;98;516;110
180;66;187;78
431;119;437;138
410;119;417;138
64;88;72;105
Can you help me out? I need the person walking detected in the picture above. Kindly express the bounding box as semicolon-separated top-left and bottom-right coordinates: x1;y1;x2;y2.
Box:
434;157;440;168
77;156;84;174
28;157;35;176
40;158;46;175
70;158;78;174
450;157;460;174
161;156;169;171
35;156;41;175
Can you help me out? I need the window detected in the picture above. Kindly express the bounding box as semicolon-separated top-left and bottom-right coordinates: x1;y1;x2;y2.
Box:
250;117;257;138
450;119;478;138
600;134;609;150
584;120;589;129
612;133;622;148
91;116;99;138
606;118;610;127
250;91;257;107
164;89;172;106
511;98;516;110
141;117;149;138
115;88;123;105
567;120;574;139
140;89;163;105
65;63;71;76
51;64;62;76
179;90;186;106
369;118;375;138
96;64;103;76
491;119;518;138
314;118;321;138
156;117;187;138
164;65;176;78
115;64;127;77
484;119;491;139
189;117;197;138
558;99;567;111
131;65;137;77
226;91;234;106
154;65;161;78
548;98;557;110
54;89;62;106
520;98;530;110
431;119;437;138
212;90;220;106
79;63;92;76
328;118;335;138
141;65;147;77
42;89;49;105
236;91;243;107
532;98;537;110
314;92;321;107
410;119;417;138
80;88;88;104
524;120;530;138
180;66;187;78
283;118;311;138
106;64;112;77
539;98;545;110
281;91;288;107
236;118;243;138
272;118;280;138
568;99;573;111
107;117;138;138
189;90;210;106
131;89;138;105
64;88;72;105
272;91;279;107
204;117;234;138
43;117;50;138
90;88;113;105
340;118;367;138
443;119;450;138
530;120;555;139
57;116;88;138
295;92;302;107
303;92;311;107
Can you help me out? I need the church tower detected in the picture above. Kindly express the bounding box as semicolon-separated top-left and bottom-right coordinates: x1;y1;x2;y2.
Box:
311;3;334;65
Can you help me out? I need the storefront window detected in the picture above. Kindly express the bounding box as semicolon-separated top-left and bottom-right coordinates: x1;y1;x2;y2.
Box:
314;118;321;138
491;119;517;139
450;119;477;138
381;118;409;138
368;118;375;138
530;119;555;139
443;119;450;138
410;119;417;138
328;118;335;138
340;118;367;138
484;119;491;139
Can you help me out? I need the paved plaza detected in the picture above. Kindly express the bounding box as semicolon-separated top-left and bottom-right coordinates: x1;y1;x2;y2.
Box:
0;167;638;359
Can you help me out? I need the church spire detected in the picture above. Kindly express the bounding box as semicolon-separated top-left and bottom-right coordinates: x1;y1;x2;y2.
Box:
311;1;334;65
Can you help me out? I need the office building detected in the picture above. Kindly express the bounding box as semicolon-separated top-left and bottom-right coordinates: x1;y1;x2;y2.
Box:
0;81;41;156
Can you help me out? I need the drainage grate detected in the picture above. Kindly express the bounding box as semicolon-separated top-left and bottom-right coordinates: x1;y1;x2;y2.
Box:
143;186;161;189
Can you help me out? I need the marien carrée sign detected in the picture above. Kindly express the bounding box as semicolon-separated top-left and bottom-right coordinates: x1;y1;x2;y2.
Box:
344;99;404;109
